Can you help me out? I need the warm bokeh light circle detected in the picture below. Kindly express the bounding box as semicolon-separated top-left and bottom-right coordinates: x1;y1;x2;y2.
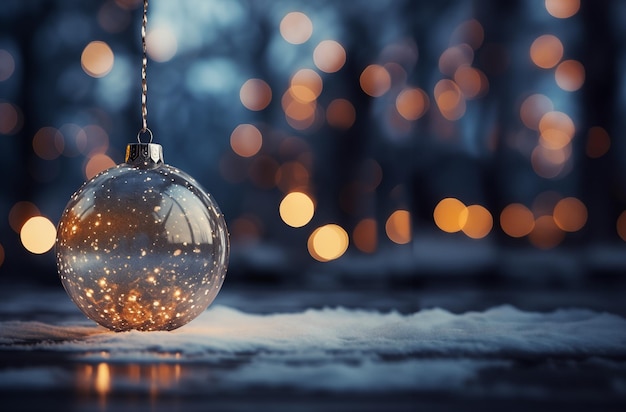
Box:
530;34;563;69
230;124;263;158
434;198;467;233
528;215;564;249
240;79;272;111
461;205;493;239
313;40;346;73
434;79;466;120
385;210;411;244
360;65;391;97
545;0;580;19
555;60;585;92
326;99;356;129
0;102;22;135
290;69;323;103
279;192;315;228
396;88;429;120
81;41;115;78
308;224;349;261
20;216;57;254
553;197;587;232
280;12;313;45
539;111;575;139
85;153;116;180
500;204;535;238
9;201;41;233
353;218;377;253
520;94;554;130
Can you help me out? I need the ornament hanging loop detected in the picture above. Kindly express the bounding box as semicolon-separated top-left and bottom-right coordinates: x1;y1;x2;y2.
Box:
137;127;153;143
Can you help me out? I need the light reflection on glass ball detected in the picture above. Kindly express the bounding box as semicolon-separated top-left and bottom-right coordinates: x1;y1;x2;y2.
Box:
56;143;229;332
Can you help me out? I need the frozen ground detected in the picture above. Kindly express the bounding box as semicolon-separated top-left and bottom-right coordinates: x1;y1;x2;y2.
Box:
1;287;626;411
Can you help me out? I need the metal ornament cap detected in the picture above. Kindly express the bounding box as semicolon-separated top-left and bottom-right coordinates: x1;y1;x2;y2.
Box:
125;142;164;168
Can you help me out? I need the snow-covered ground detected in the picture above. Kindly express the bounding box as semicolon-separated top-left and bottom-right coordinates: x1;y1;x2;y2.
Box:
1;287;626;411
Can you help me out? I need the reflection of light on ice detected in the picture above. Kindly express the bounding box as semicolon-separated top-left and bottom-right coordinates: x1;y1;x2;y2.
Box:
95;363;110;396
73;359;183;403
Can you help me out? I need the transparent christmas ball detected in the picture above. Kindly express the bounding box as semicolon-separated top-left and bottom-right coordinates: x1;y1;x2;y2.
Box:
56;143;229;331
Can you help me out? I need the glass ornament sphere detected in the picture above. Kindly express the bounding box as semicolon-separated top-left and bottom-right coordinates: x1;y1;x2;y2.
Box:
56;142;229;332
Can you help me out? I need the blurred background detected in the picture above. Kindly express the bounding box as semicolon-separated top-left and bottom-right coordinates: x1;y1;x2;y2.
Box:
1;0;626;299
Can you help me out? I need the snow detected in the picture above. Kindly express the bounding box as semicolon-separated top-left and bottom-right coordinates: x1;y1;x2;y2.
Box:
2;304;625;360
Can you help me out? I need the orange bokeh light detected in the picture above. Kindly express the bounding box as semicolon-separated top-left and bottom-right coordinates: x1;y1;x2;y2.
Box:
461;205;493;239
520;94;554;130
32;127;64;160
85;153;116;180
282;91;317;120
280;12;313;45
528;215;564;249
20;216;57;254
360;65;391;97
385;210;411;244
531;145;570;179
434;198;467;233
313;40;346;73
396;88;429;121
308;224;349;262
500;203;535;238
553;197;587;232
279;191;315;228
290;69;323;103
530;34;563;69
555;60;585;92
454;65;488;99
434;79;465;120
438;44;473;76
353;218;377;253
539;111;575;140
0;102;21;135
545;0;580;19
539;128;571;150
230;124;263;158
9;201;41;233
240;79;272;111
81;41;115;78
326;98;356;129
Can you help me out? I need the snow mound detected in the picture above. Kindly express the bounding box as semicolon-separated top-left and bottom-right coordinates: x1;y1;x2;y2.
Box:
1;305;625;360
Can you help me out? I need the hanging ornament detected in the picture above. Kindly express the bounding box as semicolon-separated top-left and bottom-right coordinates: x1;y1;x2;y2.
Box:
55;0;229;332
